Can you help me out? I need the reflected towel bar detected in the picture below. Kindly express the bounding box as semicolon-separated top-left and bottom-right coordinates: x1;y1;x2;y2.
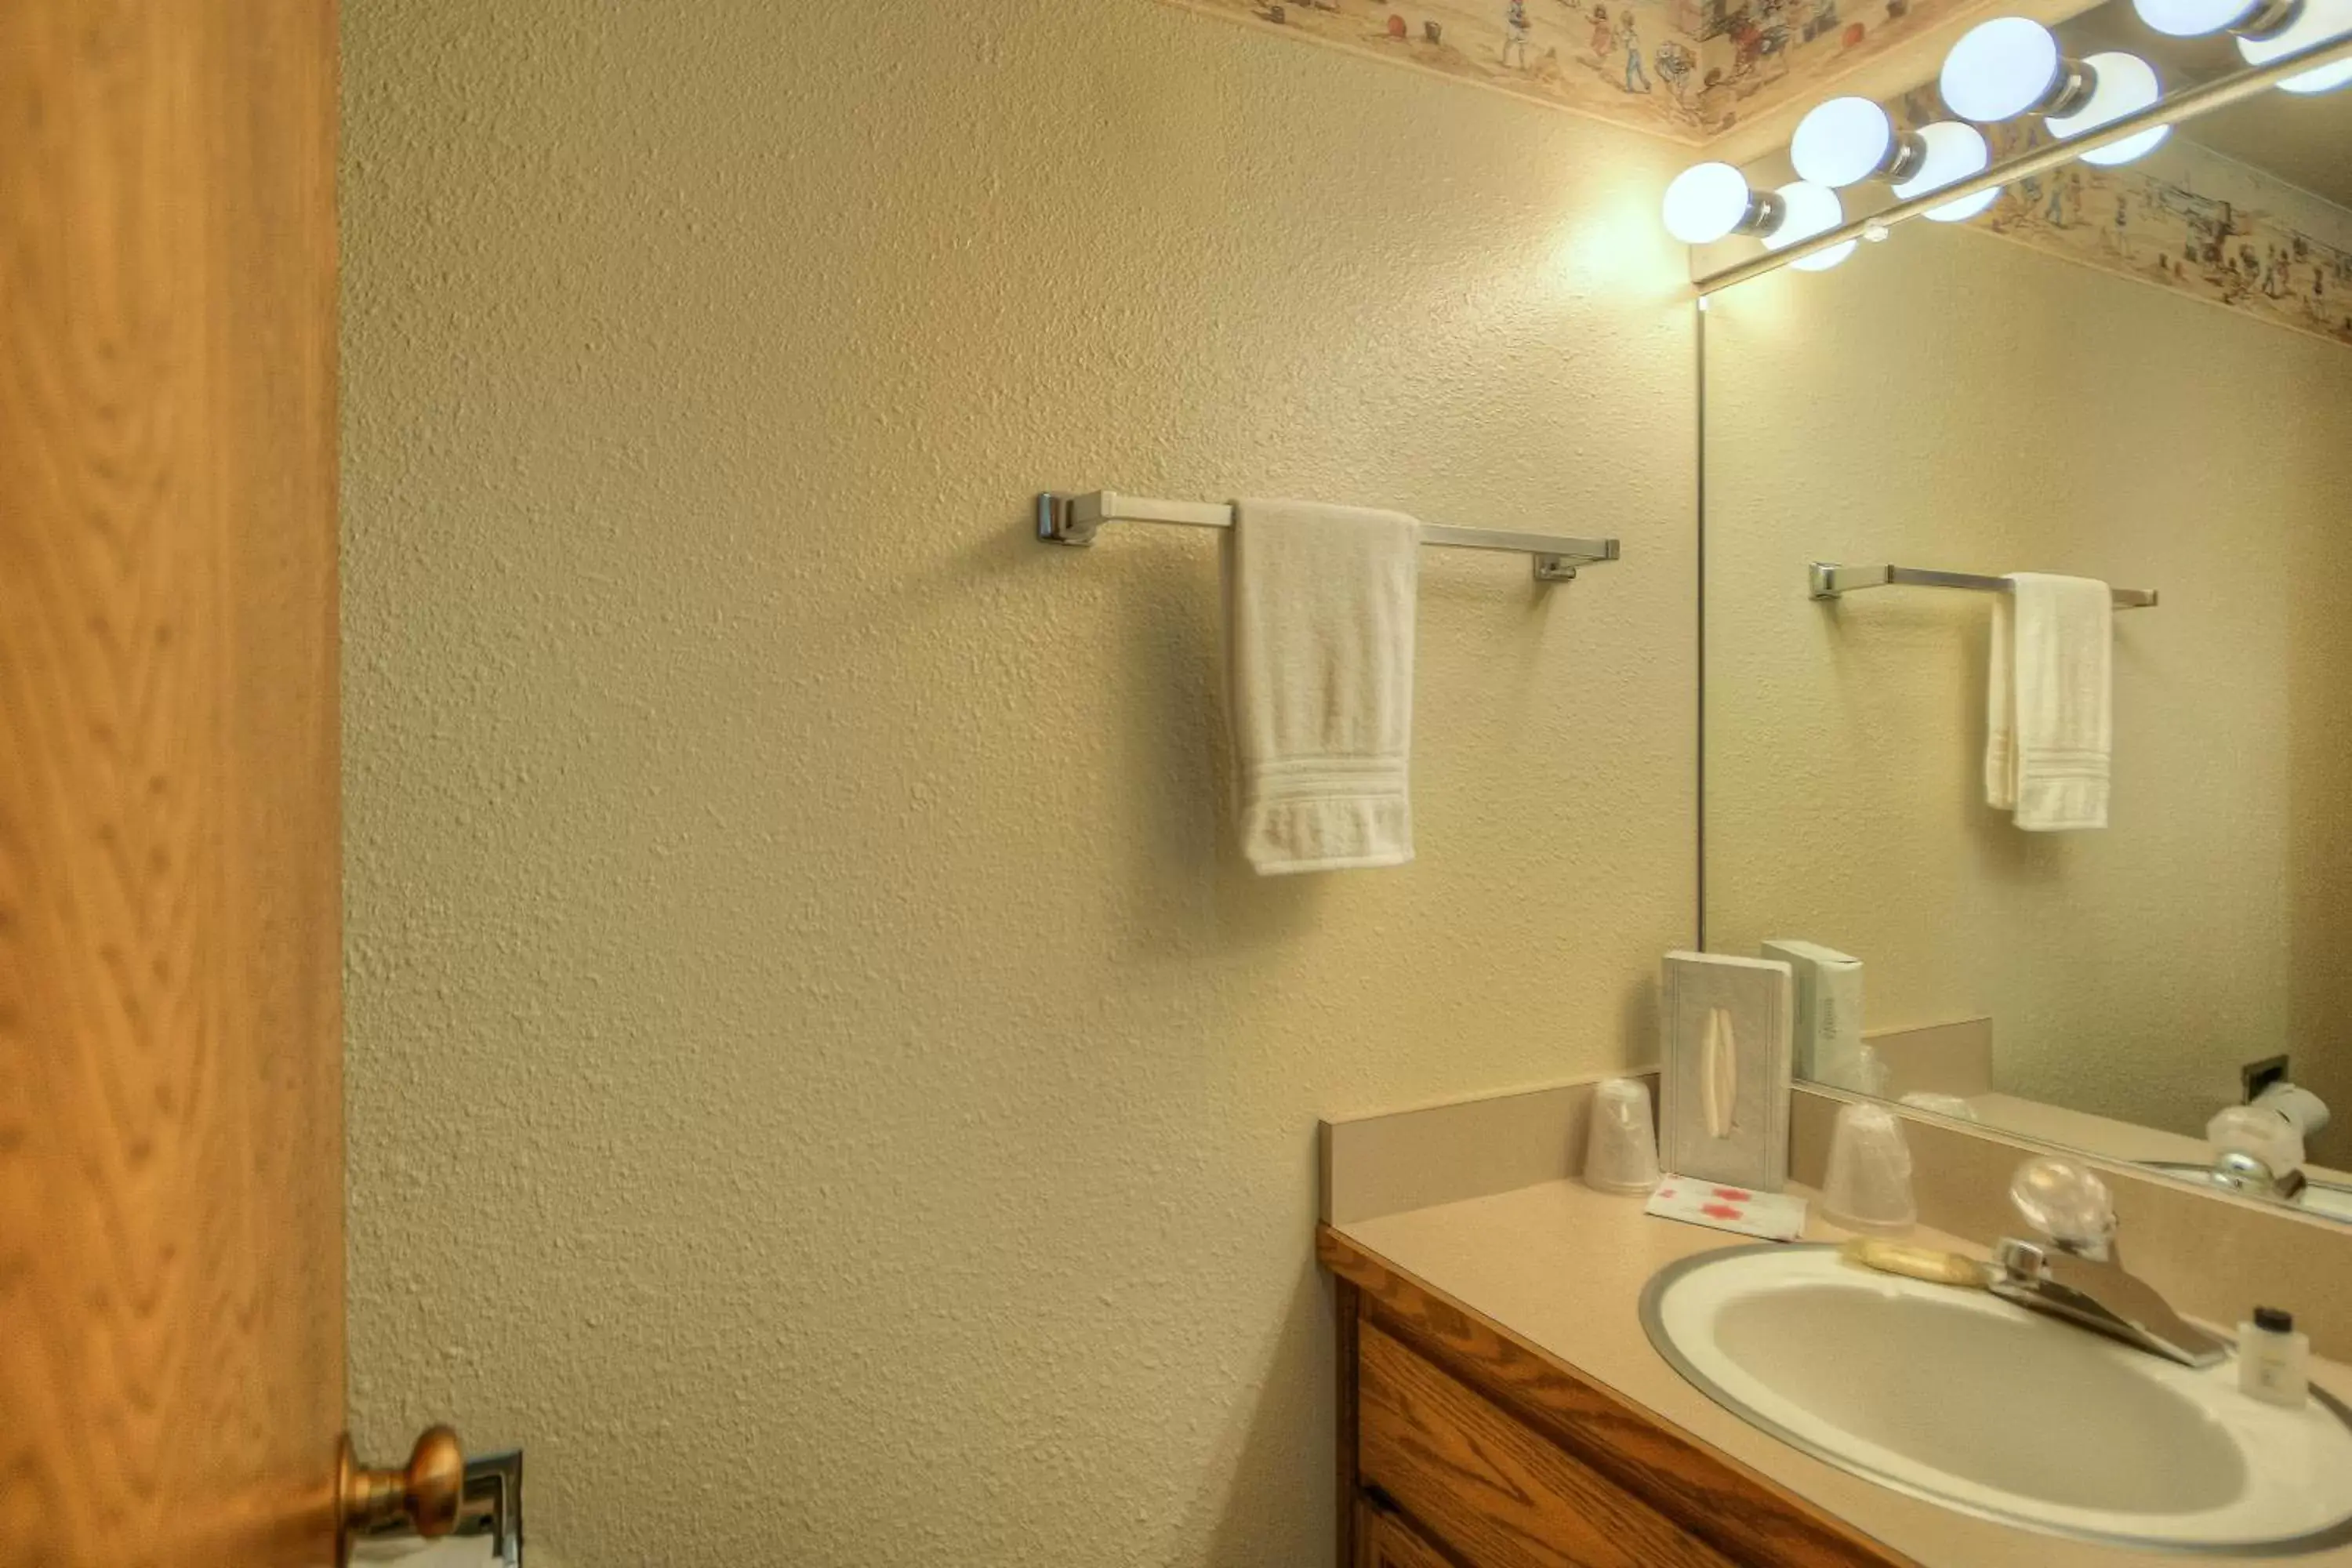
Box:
1038;491;1621;583
1810;563;2158;610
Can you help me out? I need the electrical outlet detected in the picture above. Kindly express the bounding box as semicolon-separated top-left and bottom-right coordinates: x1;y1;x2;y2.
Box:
2243;1054;2292;1104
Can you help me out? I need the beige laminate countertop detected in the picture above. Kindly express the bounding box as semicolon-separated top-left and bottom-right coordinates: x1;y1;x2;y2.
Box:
1339;1177;2352;1568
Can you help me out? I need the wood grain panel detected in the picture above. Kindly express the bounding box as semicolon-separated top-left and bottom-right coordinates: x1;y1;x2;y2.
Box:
1364;1502;1463;1568
0;5;343;1566
1338;1276;1363;1568
1359;1321;1739;1568
1324;1227;1914;1568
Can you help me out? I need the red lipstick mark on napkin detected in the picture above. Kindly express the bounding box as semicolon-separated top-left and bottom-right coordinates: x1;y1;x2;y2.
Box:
1711;1186;1753;1202
1703;1203;1746;1221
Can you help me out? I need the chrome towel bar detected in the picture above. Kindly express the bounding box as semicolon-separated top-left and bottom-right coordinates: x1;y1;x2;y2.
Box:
1810;562;2158;610
1038;492;1620;583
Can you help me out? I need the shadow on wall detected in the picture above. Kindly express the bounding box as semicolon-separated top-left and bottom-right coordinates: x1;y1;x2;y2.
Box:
1180;1255;1341;1564
1020;501;1341;953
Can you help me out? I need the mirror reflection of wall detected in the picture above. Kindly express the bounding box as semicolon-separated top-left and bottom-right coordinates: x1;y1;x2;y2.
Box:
1700;106;2352;1181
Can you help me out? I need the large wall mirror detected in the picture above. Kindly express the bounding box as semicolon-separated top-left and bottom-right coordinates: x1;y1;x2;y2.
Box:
1700;1;2352;1220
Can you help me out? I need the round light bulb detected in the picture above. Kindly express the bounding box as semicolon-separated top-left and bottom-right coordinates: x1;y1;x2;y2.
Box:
2082;125;2173;164
2047;53;2172;165
1663;162;1762;244
1940;17;2064;122
1795;239;1862;271
2132;0;2264;35
2238;0;2352;93
1791;97;1896;187
1890;121;2000;222
1764;181;1857;270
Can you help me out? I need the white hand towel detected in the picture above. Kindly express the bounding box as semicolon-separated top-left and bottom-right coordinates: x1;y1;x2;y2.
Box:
1986;572;2113;832
1221;498;1419;874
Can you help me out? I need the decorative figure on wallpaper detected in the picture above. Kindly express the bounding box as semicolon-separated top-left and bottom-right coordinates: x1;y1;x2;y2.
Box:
1722;5;1793;90
1618;10;1653;89
1654;37;1697;99
2180;197;2238;272
2264;245;2294;299
2010;169;2085;230
1940;92;2341;345
1503;0;1533;66
1173;0;1986;133
1158;0;1962;136
1969;153;2352;347
1700;0;1916;114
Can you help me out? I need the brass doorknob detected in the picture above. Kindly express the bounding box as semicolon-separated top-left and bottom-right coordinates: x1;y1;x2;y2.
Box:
338;1426;465;1561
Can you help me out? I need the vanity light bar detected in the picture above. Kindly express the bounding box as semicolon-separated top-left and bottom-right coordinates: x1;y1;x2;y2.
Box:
1811;563;2160;608
1694;28;2352;294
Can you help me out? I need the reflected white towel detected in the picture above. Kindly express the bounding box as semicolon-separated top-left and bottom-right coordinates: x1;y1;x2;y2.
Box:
1221;499;1418;874
1987;572;2113;832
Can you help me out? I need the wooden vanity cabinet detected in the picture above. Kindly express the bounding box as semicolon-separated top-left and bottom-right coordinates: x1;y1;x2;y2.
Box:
1323;1226;1918;1568
1357;1496;1457;1568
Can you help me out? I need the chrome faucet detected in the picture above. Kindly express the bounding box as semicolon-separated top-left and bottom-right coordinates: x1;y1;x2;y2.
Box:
2208;1147;2309;1203
2204;1103;2310;1203
1988;1158;2230;1369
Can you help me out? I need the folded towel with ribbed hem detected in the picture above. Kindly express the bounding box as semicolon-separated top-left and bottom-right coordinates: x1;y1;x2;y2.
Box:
1221;498;1419;874
1987;572;2113;832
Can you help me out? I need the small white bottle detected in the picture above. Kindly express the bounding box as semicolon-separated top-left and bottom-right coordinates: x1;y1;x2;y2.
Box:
2239;1306;2310;1407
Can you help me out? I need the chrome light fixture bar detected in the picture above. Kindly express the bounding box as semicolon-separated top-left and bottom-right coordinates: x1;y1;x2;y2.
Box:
1693;28;2352;296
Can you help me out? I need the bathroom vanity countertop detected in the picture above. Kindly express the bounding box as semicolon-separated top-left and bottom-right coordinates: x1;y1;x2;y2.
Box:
1330;1178;2352;1568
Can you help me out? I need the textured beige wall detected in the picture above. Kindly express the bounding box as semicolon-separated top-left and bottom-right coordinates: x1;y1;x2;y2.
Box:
339;4;1696;1564
1704;227;2352;1156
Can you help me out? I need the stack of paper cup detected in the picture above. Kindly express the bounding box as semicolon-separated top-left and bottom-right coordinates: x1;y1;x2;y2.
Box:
1820;1102;1917;1234
1584;1078;1663;1196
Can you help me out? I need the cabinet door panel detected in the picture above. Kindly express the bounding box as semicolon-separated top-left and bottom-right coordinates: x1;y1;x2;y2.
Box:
1359;1322;1740;1568
1363;1502;1457;1568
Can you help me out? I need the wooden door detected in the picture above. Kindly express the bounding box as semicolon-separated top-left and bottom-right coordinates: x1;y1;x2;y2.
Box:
0;5;345;1566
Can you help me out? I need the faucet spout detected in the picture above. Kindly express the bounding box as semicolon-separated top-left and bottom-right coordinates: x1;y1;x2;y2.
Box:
1990;1237;2230;1368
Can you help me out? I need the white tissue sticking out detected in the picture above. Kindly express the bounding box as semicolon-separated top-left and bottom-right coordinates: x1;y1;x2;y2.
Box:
1704;1007;1740;1140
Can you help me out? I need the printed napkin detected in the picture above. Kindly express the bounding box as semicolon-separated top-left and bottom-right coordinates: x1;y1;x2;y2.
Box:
1644;1174;1809;1242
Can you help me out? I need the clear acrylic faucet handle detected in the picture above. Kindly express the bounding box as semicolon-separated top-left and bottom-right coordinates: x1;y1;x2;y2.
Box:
2009;1156;2118;1256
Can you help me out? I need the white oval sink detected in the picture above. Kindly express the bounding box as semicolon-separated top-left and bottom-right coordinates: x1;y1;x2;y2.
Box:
1643;1244;2352;1553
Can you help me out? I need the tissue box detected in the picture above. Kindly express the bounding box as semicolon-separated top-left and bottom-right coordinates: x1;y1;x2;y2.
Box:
1762;939;1865;1092
1659;951;1794;1192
